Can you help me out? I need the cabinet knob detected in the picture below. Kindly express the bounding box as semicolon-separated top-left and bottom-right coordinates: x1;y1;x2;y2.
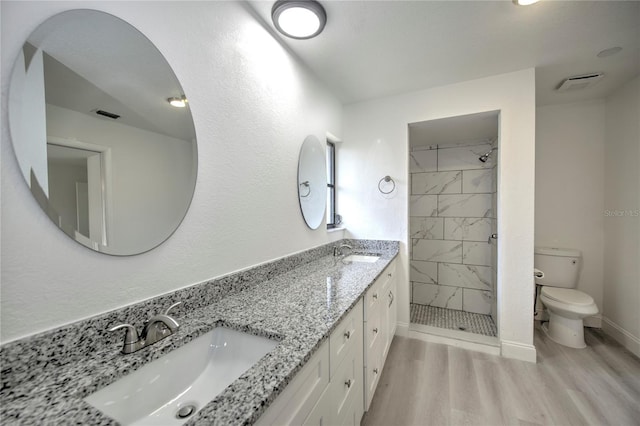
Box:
344;330;351;339
388;273;392;277
345;379;352;388
373;368;379;374
373;293;378;300
373;327;378;334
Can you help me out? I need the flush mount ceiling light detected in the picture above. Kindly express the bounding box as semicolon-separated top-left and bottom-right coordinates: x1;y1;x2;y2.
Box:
512;0;539;5
272;0;327;40
168;96;187;108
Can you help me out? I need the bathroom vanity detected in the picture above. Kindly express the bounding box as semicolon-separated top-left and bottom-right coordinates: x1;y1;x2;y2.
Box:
0;239;399;425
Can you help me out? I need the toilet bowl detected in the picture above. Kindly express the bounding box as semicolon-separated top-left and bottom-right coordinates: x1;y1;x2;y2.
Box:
534;247;598;349
539;287;598;348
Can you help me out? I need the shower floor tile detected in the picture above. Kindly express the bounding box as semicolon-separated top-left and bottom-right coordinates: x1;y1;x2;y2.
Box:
410;303;497;337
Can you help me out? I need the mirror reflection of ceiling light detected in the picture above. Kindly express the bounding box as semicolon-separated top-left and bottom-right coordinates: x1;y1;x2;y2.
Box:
512;0;539;5
168;96;187;108
271;0;327;40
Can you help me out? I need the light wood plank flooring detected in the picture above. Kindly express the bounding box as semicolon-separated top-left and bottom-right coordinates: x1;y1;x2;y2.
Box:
362;326;640;426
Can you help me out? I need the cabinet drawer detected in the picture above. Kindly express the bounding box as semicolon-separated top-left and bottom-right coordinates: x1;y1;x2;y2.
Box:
330;342;363;425
364;279;382;322
381;261;396;292
365;336;383;411
329;299;363;377
365;306;382;352
256;341;330;426
305;325;364;426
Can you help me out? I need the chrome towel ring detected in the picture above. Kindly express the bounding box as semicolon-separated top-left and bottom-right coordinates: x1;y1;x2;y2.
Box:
299;181;311;197
378;176;395;194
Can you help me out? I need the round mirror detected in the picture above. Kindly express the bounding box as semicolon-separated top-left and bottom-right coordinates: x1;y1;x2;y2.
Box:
297;135;326;229
8;10;198;255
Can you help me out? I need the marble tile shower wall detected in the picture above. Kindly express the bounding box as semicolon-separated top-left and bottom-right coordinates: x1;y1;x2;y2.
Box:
409;142;495;316
490;159;498;323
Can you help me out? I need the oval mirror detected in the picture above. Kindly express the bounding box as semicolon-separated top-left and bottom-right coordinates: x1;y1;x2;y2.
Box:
297;135;326;230
8;10;198;255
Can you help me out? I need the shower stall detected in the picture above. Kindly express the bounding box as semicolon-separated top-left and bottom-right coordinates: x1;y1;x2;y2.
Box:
408;111;499;340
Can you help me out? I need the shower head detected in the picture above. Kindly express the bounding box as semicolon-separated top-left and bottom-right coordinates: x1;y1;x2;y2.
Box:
479;147;496;163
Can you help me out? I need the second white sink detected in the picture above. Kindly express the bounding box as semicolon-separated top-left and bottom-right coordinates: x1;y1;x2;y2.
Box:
343;254;380;263
85;327;277;425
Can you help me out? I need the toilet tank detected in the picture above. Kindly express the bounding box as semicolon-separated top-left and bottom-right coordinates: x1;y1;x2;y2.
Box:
534;247;581;288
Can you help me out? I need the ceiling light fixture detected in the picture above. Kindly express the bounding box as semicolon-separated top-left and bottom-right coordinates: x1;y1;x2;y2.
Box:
168;96;187;108
272;0;327;40
512;0;540;5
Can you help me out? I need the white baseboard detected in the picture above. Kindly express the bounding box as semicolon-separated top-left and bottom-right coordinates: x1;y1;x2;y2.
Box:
584;314;602;328
602;317;640;358
501;340;537;363
396;321;410;337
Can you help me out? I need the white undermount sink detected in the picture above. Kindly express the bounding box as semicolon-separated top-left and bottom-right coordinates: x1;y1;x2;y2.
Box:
343;254;380;263
85;327;278;425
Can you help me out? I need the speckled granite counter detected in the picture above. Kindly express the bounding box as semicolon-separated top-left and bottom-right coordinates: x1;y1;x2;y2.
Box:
0;239;399;425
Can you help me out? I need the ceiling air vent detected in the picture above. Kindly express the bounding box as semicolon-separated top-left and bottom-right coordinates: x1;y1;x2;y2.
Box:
556;73;604;92
95;109;120;119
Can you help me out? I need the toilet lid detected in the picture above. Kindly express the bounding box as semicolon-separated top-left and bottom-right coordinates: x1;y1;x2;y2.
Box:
541;287;594;306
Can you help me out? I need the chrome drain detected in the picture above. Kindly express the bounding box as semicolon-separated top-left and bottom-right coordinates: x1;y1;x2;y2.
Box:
176;404;197;420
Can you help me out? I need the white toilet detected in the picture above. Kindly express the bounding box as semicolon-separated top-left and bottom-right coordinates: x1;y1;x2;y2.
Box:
534;247;598;349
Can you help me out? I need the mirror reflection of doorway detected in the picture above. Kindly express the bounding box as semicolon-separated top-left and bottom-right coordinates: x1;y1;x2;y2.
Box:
47;143;106;245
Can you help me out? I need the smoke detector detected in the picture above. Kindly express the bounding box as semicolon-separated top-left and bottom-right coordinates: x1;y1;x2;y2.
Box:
556;73;604;92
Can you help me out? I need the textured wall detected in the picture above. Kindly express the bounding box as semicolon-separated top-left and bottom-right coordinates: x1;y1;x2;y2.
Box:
603;76;640;357
535;100;606;325
341;69;537;362
1;1;343;342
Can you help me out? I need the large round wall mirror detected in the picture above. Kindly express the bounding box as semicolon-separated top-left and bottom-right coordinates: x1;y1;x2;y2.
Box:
8;9;198;255
297;135;326;230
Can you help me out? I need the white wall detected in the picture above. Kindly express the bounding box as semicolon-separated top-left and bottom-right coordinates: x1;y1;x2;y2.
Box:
535;100;605;326
1;1;343;342
603;76;640;357
341;69;537;362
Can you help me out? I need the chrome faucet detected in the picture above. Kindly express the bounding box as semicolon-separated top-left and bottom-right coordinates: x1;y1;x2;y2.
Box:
333;244;353;256
109;302;181;354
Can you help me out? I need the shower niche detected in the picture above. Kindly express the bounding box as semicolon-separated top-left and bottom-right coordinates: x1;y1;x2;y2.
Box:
408;111;499;339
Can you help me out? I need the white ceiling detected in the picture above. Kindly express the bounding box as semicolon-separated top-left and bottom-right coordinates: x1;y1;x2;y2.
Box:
409;110;499;148
249;0;640;106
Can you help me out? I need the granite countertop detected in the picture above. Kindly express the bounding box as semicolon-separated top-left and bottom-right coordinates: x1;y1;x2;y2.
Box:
0;242;399;425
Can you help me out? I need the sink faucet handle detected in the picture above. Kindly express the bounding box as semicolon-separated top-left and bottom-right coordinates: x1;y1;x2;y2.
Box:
108;324;140;344
164;301;182;316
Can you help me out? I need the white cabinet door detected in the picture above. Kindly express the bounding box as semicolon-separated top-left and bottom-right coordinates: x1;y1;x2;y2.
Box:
305;300;364;426
383;264;397;359
256;342;329;426
363;259;396;411
330;301;362;377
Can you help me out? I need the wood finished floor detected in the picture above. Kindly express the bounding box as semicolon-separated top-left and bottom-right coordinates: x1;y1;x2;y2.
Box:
362;326;640;426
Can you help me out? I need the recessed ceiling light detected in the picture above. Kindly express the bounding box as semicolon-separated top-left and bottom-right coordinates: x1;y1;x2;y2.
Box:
512;0;540;5
272;0;327;40
597;47;623;58
168;96;187;108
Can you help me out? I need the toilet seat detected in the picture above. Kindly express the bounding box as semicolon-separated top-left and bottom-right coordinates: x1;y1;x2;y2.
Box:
541;287;594;306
